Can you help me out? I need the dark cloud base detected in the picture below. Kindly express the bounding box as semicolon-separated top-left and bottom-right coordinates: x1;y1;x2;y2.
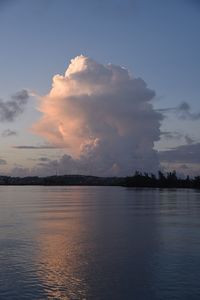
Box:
159;142;200;164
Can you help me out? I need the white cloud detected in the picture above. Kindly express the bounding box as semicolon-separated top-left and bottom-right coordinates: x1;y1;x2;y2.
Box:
32;55;162;176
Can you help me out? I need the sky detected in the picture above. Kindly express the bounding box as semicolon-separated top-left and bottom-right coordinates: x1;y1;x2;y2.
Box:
0;0;200;177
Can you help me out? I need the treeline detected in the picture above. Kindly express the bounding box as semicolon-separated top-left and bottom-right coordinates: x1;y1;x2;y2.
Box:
125;171;200;189
0;175;125;186
0;172;199;188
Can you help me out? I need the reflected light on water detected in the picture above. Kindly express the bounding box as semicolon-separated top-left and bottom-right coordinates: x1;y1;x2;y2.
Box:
1;187;200;299
35;189;89;299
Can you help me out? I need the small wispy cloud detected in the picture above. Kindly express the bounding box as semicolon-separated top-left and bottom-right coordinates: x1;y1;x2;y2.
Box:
38;157;51;161
0;158;7;165
185;134;194;145
2;129;17;137
161;131;195;144
158;101;200;121
176;102;200;120
0;89;30;122
13;145;65;149
161;131;183;140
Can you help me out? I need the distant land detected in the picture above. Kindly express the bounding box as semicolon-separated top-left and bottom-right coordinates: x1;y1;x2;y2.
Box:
0;171;199;188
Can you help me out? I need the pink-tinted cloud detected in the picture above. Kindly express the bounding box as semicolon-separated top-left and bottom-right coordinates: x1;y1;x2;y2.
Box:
32;55;162;176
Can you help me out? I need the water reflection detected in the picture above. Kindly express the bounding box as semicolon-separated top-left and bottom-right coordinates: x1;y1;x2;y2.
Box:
1;187;200;299
34;187;162;299
35;188;89;299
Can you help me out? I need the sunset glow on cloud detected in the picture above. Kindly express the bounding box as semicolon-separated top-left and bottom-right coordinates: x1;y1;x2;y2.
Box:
32;55;163;176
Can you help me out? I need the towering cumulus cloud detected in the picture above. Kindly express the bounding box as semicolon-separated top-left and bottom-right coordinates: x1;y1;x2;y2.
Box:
33;55;162;176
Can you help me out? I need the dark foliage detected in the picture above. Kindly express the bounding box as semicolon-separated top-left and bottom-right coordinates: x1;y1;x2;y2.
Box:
0;175;125;186
125;171;200;189
0;171;199;188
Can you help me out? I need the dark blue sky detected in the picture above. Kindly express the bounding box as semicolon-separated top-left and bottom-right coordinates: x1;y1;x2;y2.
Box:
0;0;199;103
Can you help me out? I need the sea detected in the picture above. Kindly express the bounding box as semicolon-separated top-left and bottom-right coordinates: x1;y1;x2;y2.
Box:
0;186;200;300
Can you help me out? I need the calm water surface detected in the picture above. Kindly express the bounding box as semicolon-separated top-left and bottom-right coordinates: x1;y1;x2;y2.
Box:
0;186;200;299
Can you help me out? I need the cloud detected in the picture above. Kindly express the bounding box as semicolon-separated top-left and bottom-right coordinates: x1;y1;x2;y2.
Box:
161;131;195;145
159;142;200;164
32;55;162;176
161;131;183;140
38;157;51;162
0;158;7;165
0;89;29;122
11;167;29;177
158;101;200;121
13;145;63;149
176;102;200;120
185;134;194;145
2;129;17;137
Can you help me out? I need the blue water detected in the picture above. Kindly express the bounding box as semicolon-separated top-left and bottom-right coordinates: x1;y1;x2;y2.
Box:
0;186;200;299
